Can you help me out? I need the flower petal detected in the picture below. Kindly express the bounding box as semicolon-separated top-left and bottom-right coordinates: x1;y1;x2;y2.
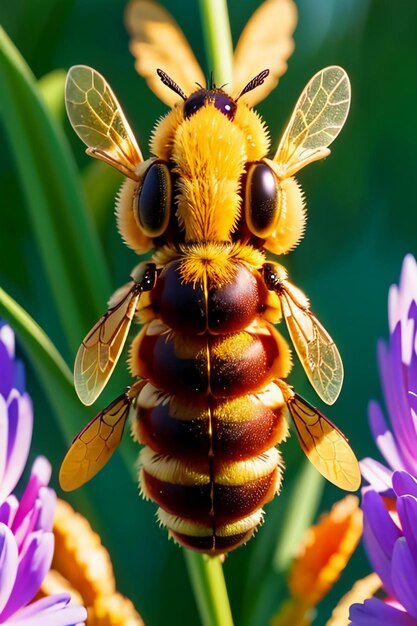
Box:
0;325;15;360
362;491;401;597
391;537;417;619
395;495;417;564
0;531;54;621
0;395;9;491
0;497;18;526
7;593;86;626
326;573;381;626
378;334;417;471
388;254;417;333
360;457;393;494
368;401;405;471
0;393;33;501
349;597;417;626
392;470;417;498
12;457;51;535
0;340;14;399
0;524;18;614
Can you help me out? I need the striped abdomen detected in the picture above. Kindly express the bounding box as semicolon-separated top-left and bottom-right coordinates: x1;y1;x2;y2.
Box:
130;259;291;554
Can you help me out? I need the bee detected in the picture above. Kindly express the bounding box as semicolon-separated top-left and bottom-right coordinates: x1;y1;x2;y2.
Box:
60;0;360;554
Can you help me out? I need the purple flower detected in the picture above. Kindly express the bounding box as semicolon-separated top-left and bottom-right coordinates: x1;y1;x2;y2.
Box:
349;470;417;625
361;255;417;494
0;324;86;625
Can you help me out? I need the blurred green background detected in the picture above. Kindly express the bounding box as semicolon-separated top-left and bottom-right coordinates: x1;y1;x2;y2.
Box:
0;0;415;624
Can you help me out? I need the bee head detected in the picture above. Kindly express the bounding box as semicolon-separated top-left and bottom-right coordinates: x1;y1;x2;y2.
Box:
156;68;270;123
183;88;237;121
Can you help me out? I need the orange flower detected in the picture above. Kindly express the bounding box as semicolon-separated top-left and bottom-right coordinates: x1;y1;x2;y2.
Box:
289;495;363;607
326;573;381;626
39;499;144;626
272;495;363;626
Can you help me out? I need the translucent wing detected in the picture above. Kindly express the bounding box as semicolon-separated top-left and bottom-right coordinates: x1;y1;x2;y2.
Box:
287;393;360;491
273;66;351;178
74;282;141;406
59;394;130;491
278;279;343;405
125;0;205;106
233;0;297;106
65;65;142;177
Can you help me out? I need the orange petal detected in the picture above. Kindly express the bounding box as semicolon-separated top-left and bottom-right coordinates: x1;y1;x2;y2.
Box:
88;593;144;626
52;499;116;605
289;495;363;606
326;573;381;626
271;599;312;626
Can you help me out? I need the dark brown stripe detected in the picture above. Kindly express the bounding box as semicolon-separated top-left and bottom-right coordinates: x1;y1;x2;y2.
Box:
143;468;277;525
137;332;208;396
170;529;255;554
213;470;278;522
136;402;210;458
142;471;213;523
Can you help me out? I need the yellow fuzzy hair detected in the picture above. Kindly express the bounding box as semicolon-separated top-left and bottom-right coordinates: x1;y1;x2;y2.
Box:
172;106;246;241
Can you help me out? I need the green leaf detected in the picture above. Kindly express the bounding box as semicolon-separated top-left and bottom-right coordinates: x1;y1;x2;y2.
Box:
0;286;83;440
0;25;111;356
38;68;67;122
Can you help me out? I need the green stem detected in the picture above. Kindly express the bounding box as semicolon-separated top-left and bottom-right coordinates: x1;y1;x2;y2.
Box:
198;0;233;86
185;551;234;626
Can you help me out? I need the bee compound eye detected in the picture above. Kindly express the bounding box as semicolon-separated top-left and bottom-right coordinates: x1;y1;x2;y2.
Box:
245;163;281;238
213;92;236;121
136;162;172;238
184;90;207;118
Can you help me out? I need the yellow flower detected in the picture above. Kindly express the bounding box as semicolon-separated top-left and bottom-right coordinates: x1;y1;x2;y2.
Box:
39;499;144;626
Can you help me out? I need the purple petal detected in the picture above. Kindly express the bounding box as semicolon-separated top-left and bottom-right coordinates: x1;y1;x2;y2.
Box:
7;593;86;626
0;341;13;399
0;395;9;488
350;598;417;626
360;457;394;494
0;325;15;360
0;393;33;501
14;500;41;552
35;487;56;533
368;401;406;470
0;497;18;526
393;471;417;498
11;457;51;535
391;537;417;619
0;531;54;621
388;254;417;333
362;490;401;596
378;334;417;470
12;360;26;395
0;524;18;613
407;338;417;400
14;487;56;550
396;495;417;564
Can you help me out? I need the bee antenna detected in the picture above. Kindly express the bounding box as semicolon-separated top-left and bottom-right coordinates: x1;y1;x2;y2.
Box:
237;69;270;100
157;69;187;100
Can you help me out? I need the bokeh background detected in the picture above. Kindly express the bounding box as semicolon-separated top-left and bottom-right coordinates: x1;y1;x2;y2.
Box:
0;0;416;624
